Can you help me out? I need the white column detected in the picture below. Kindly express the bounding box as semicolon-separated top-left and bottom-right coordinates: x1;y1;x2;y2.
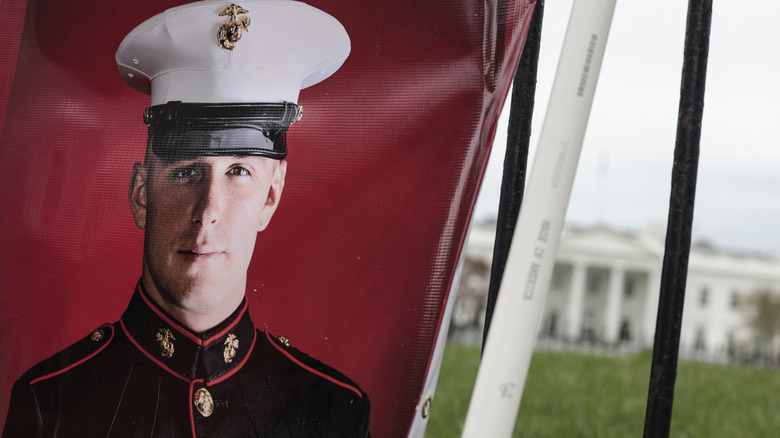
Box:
642;270;662;347
565;262;587;339
603;265;625;343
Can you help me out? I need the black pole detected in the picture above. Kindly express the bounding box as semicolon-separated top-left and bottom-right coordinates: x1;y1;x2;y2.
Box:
643;1;712;437
481;0;544;350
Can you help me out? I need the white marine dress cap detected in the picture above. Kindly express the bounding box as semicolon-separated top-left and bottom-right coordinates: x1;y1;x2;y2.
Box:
116;0;350;159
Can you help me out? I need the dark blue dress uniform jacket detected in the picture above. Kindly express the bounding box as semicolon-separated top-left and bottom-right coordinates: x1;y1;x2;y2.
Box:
2;286;370;437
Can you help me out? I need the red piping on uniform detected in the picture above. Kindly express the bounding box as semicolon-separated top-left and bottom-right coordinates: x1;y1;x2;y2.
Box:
207;330;256;386
265;331;363;399
137;285;249;346
30;324;115;385
120;319;189;383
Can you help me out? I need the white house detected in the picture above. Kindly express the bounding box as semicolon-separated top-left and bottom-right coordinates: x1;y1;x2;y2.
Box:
450;221;780;360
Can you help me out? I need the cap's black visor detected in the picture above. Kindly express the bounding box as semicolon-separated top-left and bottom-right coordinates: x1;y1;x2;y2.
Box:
144;101;301;160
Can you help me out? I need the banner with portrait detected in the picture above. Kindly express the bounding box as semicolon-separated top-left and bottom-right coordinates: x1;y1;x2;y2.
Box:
0;0;535;435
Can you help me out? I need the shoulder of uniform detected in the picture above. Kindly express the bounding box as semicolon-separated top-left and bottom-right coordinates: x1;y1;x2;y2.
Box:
260;329;368;401
19;323;116;386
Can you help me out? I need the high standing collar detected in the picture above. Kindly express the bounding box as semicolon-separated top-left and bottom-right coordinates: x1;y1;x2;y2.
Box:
121;284;256;382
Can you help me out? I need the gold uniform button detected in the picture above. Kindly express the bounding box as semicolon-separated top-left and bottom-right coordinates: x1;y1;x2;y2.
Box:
194;388;214;417
277;336;291;347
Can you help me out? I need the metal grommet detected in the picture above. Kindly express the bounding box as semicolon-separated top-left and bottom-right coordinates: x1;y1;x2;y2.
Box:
90;330;104;342
143;107;153;127
421;396;432;418
292;105;303;124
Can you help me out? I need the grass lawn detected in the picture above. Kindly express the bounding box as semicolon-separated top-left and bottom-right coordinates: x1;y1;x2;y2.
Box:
424;344;780;437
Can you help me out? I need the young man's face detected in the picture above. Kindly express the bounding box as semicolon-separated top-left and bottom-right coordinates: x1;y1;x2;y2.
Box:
129;153;286;313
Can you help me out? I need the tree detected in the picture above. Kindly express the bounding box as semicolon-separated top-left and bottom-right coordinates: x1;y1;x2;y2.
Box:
741;288;780;361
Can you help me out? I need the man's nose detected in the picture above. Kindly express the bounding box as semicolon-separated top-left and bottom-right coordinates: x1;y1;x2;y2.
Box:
192;174;223;225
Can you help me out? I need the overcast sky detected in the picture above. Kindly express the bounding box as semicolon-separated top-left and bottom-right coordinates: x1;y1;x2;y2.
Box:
474;0;780;255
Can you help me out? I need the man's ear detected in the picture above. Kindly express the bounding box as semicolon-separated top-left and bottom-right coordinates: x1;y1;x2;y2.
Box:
129;162;148;229
257;159;287;232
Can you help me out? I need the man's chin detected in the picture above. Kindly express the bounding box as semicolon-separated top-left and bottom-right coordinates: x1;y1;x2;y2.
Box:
170;286;243;317
181;276;234;297
155;274;241;306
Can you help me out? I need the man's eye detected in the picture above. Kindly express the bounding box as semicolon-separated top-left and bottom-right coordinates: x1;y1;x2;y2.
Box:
229;166;250;176
172;167;200;180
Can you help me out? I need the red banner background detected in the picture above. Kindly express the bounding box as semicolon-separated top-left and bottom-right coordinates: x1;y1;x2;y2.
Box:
0;0;535;435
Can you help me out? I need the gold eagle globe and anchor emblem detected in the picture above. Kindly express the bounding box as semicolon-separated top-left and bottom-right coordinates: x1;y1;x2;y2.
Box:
156;328;176;358
193;388;214;417
223;333;239;363
217;4;251;50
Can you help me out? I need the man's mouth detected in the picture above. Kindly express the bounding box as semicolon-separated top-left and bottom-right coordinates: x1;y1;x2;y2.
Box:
179;248;224;259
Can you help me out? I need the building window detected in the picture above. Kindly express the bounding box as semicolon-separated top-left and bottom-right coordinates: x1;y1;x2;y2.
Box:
552;268;564;291
731;290;740;308
699;287;709;307
587;275;599;294
727;331;735;357
619;319;631;341
624;277;635;298
546;312;558;337
694;327;706;351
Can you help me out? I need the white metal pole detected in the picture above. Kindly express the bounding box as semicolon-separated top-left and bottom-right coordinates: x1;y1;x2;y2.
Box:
462;1;616;435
